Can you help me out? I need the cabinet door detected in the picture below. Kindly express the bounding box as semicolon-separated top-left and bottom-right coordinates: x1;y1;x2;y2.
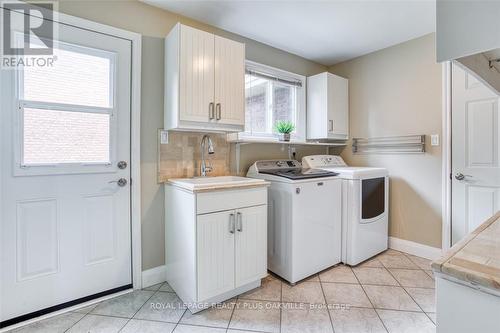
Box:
328;74;349;138
179;24;215;123
235;205;267;287
214;35;245;126
197;211;235;301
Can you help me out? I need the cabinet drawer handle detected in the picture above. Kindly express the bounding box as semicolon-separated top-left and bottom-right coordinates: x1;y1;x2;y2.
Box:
329;120;334;132
229;213;235;234
216;103;221;120
209;102;215;119
236;212;242;232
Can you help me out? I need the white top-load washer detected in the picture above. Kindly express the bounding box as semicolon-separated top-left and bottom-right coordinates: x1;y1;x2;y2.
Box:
302;155;389;266
247;160;342;284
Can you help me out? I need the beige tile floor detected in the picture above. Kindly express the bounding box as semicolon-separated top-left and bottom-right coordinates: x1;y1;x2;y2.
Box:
9;250;436;333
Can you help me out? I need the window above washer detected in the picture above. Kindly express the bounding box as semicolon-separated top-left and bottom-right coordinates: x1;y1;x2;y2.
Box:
243;61;306;141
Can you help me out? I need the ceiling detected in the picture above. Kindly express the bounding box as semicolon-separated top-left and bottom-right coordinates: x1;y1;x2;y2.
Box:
143;0;436;66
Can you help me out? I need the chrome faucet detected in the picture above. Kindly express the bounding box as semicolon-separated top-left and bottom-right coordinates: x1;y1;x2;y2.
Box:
200;134;215;176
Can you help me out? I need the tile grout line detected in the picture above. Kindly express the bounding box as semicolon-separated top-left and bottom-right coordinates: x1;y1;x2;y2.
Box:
63;310;89;333
117;288;160;332
170;310;187;332
350;265;390;333
382;259;437;326
319;280;435;290
318;276;336;333
225;297;238;333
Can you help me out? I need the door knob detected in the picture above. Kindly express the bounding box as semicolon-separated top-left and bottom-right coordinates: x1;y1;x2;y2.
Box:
455;173;472;181
117;161;128;169
109;178;128;187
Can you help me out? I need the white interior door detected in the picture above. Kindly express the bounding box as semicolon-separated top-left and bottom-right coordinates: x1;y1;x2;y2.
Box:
451;63;500;244
1;9;132;323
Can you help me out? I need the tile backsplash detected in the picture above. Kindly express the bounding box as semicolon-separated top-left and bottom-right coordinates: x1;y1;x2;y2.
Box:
158;131;231;182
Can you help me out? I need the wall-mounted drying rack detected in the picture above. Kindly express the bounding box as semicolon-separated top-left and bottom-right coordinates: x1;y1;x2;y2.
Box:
352;135;425;154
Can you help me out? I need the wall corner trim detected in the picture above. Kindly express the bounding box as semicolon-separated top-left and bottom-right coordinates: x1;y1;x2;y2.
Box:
389;237;443;260
142;265;167;289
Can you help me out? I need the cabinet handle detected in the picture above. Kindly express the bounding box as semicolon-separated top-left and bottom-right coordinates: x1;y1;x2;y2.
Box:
209;102;215;119
216;103;221;120
329;120;334;132
229;213;235;234
236;212;242;232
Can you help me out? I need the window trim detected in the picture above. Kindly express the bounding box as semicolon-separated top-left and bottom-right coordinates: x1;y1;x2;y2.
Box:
243;60;306;141
13;39;118;175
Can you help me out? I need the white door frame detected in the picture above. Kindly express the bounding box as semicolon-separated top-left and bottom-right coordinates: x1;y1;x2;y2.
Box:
442;61;452;251
0;5;143;289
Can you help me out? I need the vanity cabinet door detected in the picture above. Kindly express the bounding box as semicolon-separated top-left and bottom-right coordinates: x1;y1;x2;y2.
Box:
235;205;267;288
197;211;235;301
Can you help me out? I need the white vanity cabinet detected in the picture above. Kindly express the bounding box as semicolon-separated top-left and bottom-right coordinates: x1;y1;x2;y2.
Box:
165;183;268;312
307;72;349;140
165;23;245;132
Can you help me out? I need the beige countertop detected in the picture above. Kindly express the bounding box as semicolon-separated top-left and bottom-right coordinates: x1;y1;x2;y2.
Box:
166;176;270;192
431;212;500;292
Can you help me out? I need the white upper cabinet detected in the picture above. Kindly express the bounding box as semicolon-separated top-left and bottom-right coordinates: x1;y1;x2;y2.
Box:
214;35;246;126
165;23;245;132
307;72;349;140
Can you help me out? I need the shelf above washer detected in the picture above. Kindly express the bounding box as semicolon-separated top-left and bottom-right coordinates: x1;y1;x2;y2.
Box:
226;134;347;147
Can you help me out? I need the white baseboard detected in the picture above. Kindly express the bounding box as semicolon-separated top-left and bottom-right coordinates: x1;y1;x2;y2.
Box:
142;265;167;288
389;237;443;260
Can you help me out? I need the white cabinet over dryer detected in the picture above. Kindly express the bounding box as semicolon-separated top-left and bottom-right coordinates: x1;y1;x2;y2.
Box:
307;72;349;140
165;23;245;132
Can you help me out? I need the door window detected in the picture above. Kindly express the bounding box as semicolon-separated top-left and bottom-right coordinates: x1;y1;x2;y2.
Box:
16;40;117;171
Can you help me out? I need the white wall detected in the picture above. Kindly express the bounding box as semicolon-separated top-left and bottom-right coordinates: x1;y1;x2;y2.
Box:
437;0;500;62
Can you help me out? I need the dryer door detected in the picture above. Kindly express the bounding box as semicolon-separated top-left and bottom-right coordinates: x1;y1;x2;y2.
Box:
361;177;386;223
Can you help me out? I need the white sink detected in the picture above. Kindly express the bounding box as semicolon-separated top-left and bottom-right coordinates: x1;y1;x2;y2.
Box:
167;176;267;191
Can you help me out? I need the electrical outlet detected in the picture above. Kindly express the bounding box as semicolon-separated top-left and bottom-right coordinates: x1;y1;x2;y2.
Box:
431;134;439;146
160;130;169;144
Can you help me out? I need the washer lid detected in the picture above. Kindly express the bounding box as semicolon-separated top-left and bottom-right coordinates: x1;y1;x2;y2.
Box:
260;168;338;180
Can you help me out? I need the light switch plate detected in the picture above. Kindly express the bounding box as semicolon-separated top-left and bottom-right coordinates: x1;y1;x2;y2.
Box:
160;130;169;144
431;134;439;146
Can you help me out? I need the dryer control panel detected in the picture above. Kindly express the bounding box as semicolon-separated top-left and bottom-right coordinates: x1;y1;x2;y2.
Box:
302;155;347;168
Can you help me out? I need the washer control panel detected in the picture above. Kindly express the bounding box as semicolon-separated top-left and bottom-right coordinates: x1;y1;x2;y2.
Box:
255;160;301;171
302;155;347;168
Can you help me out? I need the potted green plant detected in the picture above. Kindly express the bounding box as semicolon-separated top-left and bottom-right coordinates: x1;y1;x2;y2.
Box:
275;120;295;142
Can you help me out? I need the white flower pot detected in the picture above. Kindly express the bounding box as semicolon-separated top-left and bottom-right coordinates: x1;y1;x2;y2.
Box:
278;133;291;142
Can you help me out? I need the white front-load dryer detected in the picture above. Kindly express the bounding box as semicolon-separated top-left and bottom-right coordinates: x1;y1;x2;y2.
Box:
303;155;389;266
